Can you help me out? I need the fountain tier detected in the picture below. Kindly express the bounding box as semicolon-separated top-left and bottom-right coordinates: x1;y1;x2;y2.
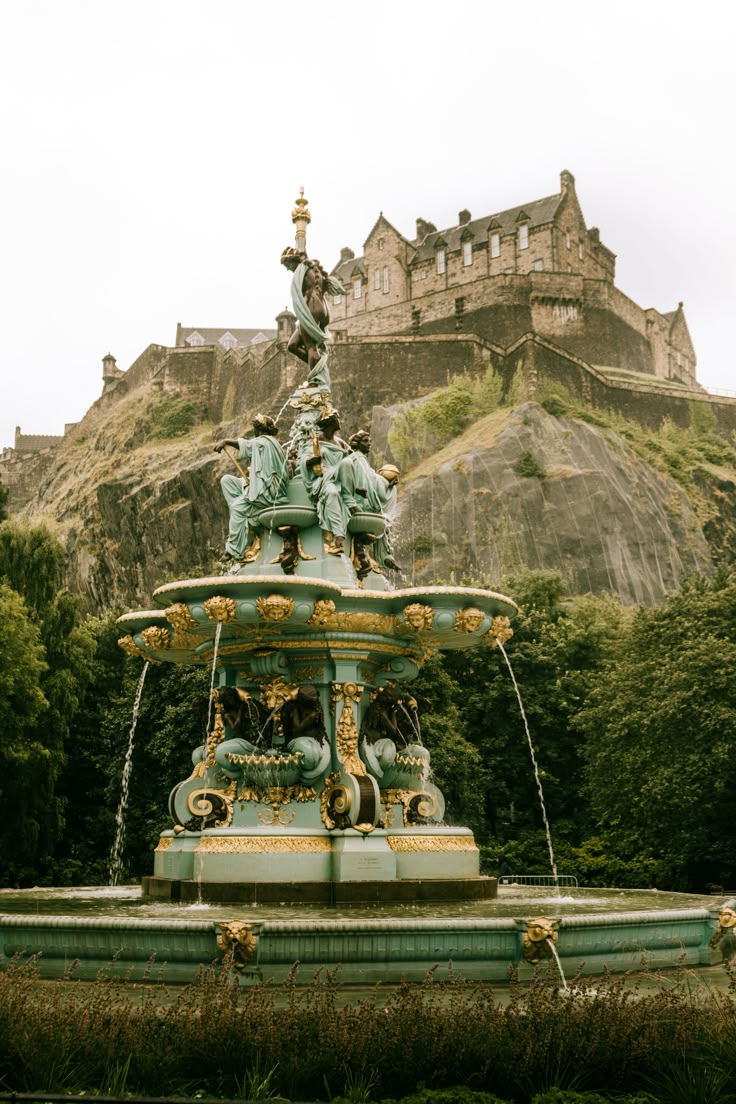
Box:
118;556;516;903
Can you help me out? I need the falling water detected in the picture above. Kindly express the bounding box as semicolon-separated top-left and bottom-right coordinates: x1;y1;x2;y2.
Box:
399;702;422;745
497;641;560;891
109;661;150;886
546;937;568;990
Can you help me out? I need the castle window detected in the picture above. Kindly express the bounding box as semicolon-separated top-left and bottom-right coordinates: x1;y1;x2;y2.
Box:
532;259;544;271
518;223;529;250
333;293;342;306
566;232;571;250
383;265;390;293
374;269;381;290
186;331;205;346
436;249;446;274
219;332;237;349
378;237;384;251
578;241;584;259
353;277;362;300
491;232;501;258
462;240;473;266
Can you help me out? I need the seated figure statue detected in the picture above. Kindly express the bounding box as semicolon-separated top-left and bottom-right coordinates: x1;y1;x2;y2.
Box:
338;432;401;573
359;685;429;785
213;414;289;564
279;685;332;784
299;407;351;554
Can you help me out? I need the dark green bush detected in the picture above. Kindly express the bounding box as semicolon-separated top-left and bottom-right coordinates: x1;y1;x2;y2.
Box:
514;450;546;479
148;396;198;438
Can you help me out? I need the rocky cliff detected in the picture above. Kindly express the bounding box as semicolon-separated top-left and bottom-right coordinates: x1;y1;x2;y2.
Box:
17;362;736;609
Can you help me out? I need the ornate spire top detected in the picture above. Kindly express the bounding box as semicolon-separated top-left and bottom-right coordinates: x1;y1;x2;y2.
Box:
291;187;311;253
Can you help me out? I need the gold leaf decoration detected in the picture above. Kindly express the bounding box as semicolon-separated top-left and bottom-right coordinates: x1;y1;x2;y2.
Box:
204;595;237;623
485;615;514;648
308;599;337;626
402;603;435;631
117;634;146;658
141;626;171;650
256;593;295;622
454;607;486;633
217;920;257;968
331;682;364;775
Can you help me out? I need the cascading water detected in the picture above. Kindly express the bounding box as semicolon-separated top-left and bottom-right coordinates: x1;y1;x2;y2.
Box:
497;641;560;892
109;661;150;886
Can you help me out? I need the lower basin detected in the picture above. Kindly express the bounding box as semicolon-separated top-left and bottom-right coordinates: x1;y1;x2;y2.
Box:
0;885;729;985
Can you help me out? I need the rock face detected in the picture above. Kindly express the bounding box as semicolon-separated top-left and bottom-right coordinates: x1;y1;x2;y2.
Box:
18;371;720;610
390;403;713;606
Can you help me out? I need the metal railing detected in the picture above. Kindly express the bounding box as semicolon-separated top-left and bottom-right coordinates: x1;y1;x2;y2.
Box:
498;874;578;887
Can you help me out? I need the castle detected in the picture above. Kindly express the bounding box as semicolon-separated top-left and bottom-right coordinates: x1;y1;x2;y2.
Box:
4;170;733;521
328;170;697;389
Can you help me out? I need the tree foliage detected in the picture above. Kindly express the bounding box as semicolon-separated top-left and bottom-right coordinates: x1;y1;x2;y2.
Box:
578;568;736;890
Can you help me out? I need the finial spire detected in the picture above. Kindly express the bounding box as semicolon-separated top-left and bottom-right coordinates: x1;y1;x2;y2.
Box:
291;187;311;254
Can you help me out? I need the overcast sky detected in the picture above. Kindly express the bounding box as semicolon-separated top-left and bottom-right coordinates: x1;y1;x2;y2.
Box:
1;0;734;450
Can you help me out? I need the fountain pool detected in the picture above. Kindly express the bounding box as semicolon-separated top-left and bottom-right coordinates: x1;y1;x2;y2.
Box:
0;884;729;985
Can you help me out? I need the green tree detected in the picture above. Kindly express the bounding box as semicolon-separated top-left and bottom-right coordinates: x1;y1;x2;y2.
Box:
440;571;624;868
0;583;51;882
0;478;8;522
0;522;95;883
578;568;736;891
53;609;211;883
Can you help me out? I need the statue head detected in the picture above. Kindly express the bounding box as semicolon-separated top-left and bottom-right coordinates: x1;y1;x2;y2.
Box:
253;414;279;437
349;430;371;454
297;684;321;704
280;246;306;272
377;463;400;486
317;407;341;434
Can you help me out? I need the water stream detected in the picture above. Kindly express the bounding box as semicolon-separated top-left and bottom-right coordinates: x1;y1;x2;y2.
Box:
109;661;150;886
497;641;560;892
546;937;568;990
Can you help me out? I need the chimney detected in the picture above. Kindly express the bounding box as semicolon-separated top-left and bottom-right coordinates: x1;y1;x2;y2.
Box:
339;246;355;263
458;209;471;226
560;169;575;194
415;218;438;240
588;227;600;244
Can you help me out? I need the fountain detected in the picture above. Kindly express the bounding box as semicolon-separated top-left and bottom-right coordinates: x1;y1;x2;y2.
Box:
0;193;730;984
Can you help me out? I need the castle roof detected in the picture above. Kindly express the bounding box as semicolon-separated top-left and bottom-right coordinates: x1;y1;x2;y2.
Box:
14;433;63;453
411;192;561;261
177;326;276;348
331;188;562;276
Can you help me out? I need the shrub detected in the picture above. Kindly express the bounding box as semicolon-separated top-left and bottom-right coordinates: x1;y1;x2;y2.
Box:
148;397;198;438
514;450;546;479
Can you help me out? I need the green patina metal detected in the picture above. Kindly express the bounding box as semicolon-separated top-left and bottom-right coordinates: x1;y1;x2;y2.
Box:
1;195;726;985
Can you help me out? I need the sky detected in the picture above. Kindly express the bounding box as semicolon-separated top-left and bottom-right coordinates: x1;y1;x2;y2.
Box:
1;0;734;450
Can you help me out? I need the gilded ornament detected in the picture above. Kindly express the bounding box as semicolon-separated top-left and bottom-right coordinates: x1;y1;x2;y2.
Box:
485;615;514;648
154;837;173;851
295;664;325;681
454;607;486;633
257;804;296;826
204;595;237;623
523;916;558;964
381;789;439;826
205;697;227;765
238;783;316;805
308;599;337;626
164;602;196;634
256;593;295;622
402;603;435;631
117;634;146;659
141;625;171;650
331;682;364;776
198;836;331;852
241;533;262;564
217;920;257;968
185;781;235;828
320;773;352;830
386;835;477;852
710;907;736;949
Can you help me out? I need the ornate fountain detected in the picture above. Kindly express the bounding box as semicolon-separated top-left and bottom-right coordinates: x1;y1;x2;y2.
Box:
1;194;725;985
117;191;517;904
